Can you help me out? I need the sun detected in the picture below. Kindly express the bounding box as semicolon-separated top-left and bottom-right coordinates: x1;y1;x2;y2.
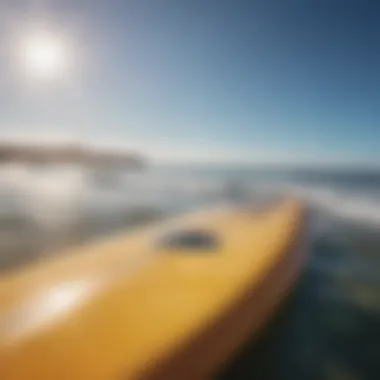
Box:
20;32;70;80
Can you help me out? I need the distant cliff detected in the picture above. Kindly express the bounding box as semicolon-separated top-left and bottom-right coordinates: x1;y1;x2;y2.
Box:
0;143;147;169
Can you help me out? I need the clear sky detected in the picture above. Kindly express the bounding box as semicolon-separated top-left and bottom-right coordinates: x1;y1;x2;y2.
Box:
0;0;379;164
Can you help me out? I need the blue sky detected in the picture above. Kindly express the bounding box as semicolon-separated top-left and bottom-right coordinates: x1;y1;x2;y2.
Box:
0;0;379;164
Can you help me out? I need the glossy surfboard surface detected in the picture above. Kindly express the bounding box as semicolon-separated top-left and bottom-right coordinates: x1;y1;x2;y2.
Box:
0;199;306;380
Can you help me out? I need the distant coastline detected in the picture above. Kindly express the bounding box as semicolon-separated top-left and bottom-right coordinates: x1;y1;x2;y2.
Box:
0;142;147;169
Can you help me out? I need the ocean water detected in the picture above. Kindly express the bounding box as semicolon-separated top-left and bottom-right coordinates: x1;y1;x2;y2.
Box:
0;163;379;379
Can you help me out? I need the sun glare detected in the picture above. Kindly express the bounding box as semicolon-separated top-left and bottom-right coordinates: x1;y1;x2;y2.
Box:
20;32;70;80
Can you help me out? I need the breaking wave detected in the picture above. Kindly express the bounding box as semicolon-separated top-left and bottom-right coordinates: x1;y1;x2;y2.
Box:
0;163;380;271
1;164;380;229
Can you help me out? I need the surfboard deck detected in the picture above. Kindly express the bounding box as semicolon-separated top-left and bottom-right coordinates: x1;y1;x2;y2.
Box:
0;199;306;380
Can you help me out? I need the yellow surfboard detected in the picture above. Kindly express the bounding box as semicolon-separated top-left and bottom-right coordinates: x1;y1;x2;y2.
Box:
0;198;306;380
